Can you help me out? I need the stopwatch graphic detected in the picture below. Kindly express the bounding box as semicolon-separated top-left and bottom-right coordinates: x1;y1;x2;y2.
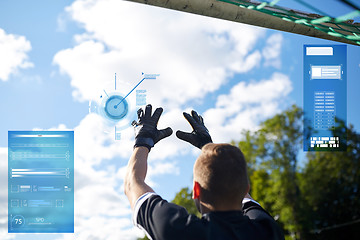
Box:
104;95;128;120
11;215;25;228
91;89;134;131
89;73;159;140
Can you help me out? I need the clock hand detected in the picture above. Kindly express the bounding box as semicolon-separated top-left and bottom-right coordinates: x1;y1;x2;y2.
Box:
114;77;145;108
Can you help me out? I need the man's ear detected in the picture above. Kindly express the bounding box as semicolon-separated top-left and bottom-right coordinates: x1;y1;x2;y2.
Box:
192;181;201;200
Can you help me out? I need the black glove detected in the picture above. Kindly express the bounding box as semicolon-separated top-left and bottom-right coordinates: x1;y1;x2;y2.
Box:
176;110;212;149
132;104;173;151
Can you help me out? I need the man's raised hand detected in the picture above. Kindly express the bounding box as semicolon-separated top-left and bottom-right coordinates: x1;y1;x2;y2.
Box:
176;110;212;149
132;104;173;151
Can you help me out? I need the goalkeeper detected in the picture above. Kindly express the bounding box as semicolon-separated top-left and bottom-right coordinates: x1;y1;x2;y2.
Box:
125;104;284;240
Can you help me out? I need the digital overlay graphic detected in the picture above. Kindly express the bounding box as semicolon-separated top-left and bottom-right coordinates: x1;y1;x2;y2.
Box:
303;45;347;151
8;131;74;233
89;73;159;140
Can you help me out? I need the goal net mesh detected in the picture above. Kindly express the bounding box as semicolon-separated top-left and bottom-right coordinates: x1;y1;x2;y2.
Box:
218;0;360;45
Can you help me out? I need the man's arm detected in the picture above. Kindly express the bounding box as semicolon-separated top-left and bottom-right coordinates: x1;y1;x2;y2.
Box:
124;146;154;209
124;104;172;209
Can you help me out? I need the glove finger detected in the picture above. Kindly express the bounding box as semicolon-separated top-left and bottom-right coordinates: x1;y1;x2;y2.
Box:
131;120;137;127
183;112;198;129
137;108;144;119
176;130;196;144
145;104;152;118
152;107;163;125
158;127;173;140
191;110;201;123
199;115;204;125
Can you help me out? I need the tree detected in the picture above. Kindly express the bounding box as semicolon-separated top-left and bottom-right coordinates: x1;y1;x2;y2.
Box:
237;105;304;239
137;235;149;240
172;187;202;218
299;124;360;239
237;105;360;239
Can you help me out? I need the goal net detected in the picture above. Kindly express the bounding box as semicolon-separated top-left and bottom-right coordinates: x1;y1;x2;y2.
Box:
125;0;360;46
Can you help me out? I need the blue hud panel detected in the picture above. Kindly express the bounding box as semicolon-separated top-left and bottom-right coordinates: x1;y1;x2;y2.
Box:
303;45;347;151
8;131;74;233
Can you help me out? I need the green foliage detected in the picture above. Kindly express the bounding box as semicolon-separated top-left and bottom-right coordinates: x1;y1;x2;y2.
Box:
137;236;149;240
250;169;273;213
172;187;202;218
238;105;304;238
300;124;360;235
238;105;360;239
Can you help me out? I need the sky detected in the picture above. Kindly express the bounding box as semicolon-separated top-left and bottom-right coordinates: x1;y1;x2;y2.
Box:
0;0;359;239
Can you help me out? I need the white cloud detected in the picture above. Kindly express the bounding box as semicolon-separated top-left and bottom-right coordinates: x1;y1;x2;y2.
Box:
262;33;283;68
204;72;293;143
0;148;16;240
74;114;133;166
59;216;141;240
0;1;292;240
47;0;292;239
0;148;17;240
0;28;33;81
149;107;195;160
53;0;265;105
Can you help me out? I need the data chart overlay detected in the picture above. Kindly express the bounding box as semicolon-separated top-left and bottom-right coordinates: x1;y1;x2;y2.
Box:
303;45;347;151
8;131;74;233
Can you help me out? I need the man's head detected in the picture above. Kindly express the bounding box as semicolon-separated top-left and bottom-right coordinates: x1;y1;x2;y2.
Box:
193;143;249;213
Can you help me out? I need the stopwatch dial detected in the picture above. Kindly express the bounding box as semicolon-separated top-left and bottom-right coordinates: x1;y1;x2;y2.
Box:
104;95;128;120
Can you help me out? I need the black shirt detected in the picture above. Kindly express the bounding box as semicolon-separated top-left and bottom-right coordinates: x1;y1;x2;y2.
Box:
134;193;284;240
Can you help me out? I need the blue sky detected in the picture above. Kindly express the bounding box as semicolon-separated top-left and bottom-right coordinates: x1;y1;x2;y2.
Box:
0;0;359;239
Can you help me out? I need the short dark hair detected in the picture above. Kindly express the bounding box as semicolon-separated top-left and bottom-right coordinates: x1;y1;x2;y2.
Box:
194;143;249;207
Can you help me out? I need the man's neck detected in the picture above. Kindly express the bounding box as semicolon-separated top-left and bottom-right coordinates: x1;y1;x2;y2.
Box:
200;201;243;214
